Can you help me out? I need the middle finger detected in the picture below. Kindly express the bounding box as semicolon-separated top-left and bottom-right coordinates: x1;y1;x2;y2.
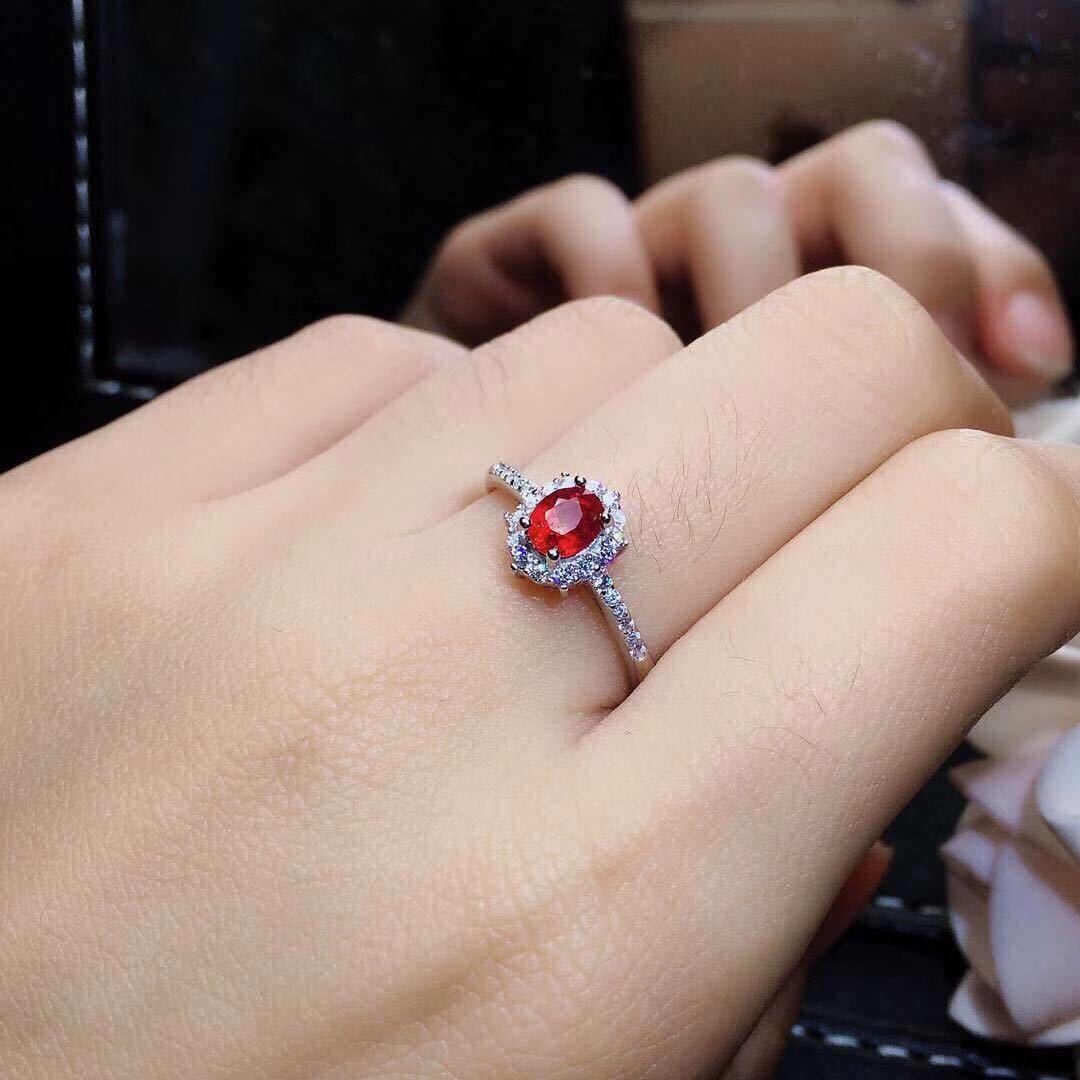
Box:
453;267;1009;712
636;157;801;334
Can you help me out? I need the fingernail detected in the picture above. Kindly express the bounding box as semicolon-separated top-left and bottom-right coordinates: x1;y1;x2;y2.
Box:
1000;291;1074;381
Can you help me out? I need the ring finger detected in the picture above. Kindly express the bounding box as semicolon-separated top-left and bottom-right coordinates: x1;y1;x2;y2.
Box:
452;268;1009;714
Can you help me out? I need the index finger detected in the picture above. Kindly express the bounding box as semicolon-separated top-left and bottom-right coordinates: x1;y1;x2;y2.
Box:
403;175;659;345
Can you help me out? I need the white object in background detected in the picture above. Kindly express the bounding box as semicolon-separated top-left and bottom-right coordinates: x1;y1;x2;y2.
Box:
943;735;1080;1045
945;394;1080;1064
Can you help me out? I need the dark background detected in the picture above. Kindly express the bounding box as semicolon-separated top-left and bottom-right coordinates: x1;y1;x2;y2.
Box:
2;1;643;468
2;2;1078;1076
97;0;641;380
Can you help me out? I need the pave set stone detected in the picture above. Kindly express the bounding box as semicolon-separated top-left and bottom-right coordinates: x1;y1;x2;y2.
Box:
490;462;535;500
592;573;648;662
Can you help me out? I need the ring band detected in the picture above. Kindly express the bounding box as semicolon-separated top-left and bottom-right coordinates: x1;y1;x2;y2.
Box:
487;463;654;686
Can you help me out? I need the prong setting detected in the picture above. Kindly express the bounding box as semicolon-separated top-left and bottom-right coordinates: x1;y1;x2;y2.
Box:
490;462;651;685
501;470;628;591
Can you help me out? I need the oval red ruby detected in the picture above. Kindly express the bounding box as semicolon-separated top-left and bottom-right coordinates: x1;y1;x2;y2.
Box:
527;485;605;559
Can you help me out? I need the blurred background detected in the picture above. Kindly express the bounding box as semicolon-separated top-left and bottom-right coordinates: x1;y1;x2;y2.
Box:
84;1;1080;385
3;1;1080;1076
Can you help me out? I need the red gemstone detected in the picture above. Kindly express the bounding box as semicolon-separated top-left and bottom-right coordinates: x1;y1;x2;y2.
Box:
527;485;605;559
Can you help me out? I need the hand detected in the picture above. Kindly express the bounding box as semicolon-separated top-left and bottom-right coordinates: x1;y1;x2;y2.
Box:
4;269;1080;1079
403;121;1074;397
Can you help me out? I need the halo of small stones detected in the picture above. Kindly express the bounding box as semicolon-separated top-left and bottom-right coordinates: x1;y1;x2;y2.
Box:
505;473;628;590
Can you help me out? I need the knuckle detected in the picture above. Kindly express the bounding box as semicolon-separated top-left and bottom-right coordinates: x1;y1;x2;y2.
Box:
743;266;1004;429
904;426;1008;474
695;155;781;204
431;218;486;278
289;314;424;375
182;344;302;419
779;260;898;303
774;264;940;357
554;172;628;208
409;296;676;432
788;264;936;347
844;118;930;164
292;312;454;373
553;294;679;351
439;218;475;260
295;312;384;354
900;429;1080;584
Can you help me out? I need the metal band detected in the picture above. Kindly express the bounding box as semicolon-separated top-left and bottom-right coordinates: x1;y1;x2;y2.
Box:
487;463;539;501
589;574;654;686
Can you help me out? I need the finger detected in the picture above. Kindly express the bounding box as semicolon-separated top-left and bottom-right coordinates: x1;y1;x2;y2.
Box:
722;971;806;1080
402;175;659;346
300;298;681;531
781;121;979;354
940;181;1074;384
806;840;893;966
723;841;890;1080
67;317;463;505
576;431;1080;1066
636;157;800;335
456;268;1007;714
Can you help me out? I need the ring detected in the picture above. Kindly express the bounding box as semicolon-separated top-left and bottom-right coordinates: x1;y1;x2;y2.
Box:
487;463;653;686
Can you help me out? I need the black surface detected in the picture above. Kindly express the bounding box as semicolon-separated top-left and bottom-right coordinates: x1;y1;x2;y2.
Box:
98;0;641;383
781;1024;1072;1080
1;2;97;467
877;744;979;908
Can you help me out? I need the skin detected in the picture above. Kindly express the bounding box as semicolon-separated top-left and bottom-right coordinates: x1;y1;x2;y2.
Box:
3;270;1080;1079
1;125;1077;1078
400;128;1073;1059
403;122;1074;397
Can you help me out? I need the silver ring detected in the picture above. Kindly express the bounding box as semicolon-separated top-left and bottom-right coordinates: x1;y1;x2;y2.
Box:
487;463;653;686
